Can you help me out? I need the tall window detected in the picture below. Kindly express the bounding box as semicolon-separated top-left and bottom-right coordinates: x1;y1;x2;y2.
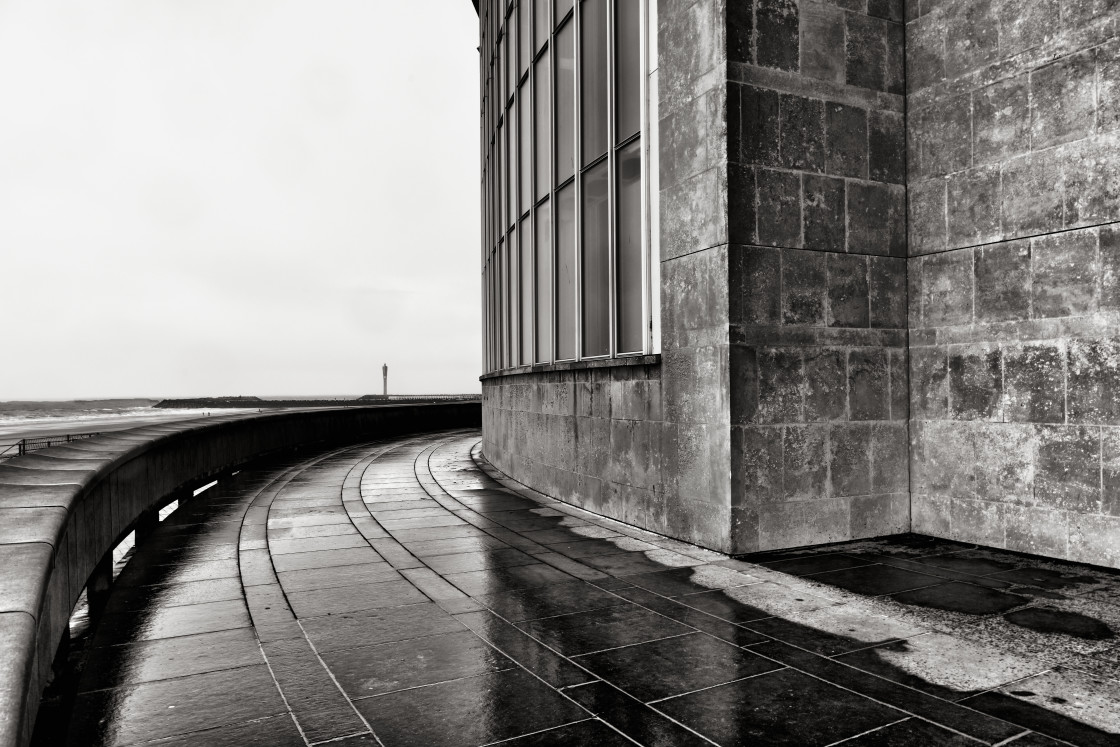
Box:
481;0;648;373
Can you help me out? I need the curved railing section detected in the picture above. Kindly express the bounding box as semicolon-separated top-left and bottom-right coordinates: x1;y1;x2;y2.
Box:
0;402;480;747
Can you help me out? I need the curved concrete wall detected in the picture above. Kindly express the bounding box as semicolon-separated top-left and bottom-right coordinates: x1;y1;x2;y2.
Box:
0;403;480;747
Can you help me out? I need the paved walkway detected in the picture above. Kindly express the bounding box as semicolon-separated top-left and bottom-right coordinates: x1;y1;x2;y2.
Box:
54;429;1120;746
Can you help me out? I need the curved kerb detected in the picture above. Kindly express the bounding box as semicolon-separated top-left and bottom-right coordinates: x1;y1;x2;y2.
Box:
0;402;481;747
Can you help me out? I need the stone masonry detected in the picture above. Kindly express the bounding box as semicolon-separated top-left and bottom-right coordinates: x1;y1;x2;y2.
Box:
482;0;1120;567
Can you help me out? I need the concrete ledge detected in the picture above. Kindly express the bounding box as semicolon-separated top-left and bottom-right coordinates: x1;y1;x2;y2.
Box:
0;403;480;747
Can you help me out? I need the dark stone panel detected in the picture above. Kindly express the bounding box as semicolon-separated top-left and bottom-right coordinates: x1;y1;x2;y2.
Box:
908;178;947;255
729;165;759;245
869;257;907;329
1003;343;1066;424
948;345;1002;420
731;346;761;424
757;169;804;247
803;174;847;253
757;349;806;423
869;111;905;184
846;13;888;91
886;20;906;95
804;348;849;422
783;425;830;500
994;0;1057;58
800;2;847;83
741;425;783;502
947;166;1001;248
780;94;825;171
889;349;909;421
1101;39;1120;133
1064;134;1120;228
1103;226;1120;309
908;13;947;93
1031;50;1097;150
1035;425;1102;512
1067;339;1120;424
975;240;1031;323
917;96;973;178
868;0;904;21
728;84;742;165
973;74;1030;165
782;249;827;325
742;86;781;167
741;246;782;324
1031;230;1099;318
872;423;910;492
828;253;870;327
727;0;756;64
757;0;801;71
850;349;890;421
920;251;973;327
826;103;869;179
831;423;873;497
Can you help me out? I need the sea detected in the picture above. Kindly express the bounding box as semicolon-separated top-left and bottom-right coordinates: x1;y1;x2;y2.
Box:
0;399;254;444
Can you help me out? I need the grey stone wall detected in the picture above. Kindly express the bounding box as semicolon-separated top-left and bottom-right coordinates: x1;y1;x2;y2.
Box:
726;0;911;551
907;0;1120;566
481;362;671;536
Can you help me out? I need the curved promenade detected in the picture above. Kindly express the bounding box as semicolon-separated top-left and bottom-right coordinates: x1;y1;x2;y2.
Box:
27;430;1120;745
0;404;480;747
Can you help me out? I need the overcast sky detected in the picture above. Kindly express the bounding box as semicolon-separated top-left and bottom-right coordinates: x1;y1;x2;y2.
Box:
0;1;482;399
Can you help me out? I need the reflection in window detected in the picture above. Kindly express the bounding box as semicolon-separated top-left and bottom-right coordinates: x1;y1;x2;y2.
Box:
534;51;551;201
616;0;641;142
556;183;576;361
535;200;552;362
555;21;575;186
520;218;532;364
581;160;609;357
580;0;608;166
616;139;643;352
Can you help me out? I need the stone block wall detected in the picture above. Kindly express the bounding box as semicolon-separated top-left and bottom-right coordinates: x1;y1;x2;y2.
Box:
907;0;1120;566
481;361;673;537
726;0;911;551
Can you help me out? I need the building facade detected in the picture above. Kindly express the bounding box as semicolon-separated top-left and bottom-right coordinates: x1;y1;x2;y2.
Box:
477;0;1120;568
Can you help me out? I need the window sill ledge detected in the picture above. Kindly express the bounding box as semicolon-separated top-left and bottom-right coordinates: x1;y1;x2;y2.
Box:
479;354;661;381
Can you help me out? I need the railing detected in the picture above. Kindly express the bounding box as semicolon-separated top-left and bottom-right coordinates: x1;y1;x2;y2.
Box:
0;433;101;461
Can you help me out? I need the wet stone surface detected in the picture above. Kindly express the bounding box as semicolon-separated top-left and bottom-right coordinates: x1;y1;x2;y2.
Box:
37;430;1120;745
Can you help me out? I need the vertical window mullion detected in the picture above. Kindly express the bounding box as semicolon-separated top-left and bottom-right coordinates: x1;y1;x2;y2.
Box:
606;0;616;359
573;0;582;362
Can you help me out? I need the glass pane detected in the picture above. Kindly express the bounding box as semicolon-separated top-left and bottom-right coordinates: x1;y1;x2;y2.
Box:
520;0;531;76
580;0;608;166
555;0;573;27
555;21;575;184
507;5;518;98
499;240;508;369
498;33;505;107
534;51;550;201
535;199;552;362
556;183;576;360
616;138;643;352
508;103;517;226
581;159;609;357
616;0;641;142
520;86;531;214
534;0;549;53
520;217;533;365
509;228;519;366
497;119;505;231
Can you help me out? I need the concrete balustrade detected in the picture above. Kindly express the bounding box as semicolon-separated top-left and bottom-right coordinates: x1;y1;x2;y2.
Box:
0;403;480;747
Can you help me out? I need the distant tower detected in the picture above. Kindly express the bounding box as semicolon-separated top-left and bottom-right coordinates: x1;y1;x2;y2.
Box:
382;363;388;397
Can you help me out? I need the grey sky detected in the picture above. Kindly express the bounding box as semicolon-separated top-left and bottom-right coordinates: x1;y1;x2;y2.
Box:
0;1;481;399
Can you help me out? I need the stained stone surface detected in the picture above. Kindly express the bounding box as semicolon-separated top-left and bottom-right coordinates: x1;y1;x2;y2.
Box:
32;430;1120;745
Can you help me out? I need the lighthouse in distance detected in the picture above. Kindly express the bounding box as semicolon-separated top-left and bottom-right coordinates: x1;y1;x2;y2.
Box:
382;363;387;398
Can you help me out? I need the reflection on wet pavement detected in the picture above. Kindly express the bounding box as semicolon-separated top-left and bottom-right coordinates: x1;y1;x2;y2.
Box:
40;429;1120;746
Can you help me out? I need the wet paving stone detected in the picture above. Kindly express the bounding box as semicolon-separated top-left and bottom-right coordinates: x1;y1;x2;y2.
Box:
422;547;538;575
573;631;783;702
322;629;516;698
988;567;1104;590
760;552;878;576
516;603;693;656
352;668;588;747
443;562;576;596
125;713;306;746
275;561;399;592
892;581;1031;615
285;578;428;617
91;599;251;646
809;564;948;596
563;682;713;746
494;718;633;746
657;666;906;746
1004;606;1115;640
301;602;467;653
840;718;981;745
476;580;627;622
454;611;597;688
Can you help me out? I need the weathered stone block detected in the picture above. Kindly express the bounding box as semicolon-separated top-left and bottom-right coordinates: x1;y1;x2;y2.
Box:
975;240;1030;323
730;345;760;425
945;0;999;77
886;20;905;95
947;165;1001;248
850;492;909;538
869;111;905;184
1103;427;1120;516
757;0;801;71
831;422;873;497
869;256;907;329
658;0;725;114
921;250;973;327
949;498;1006;547
908;178;947;255
827;253;870;327
972;74;1029;165
738;246;781;325
1003;343;1066;424
1035;425;1101;512
907;12;946;93
1067;338;1120;424
727;0;756;64
782;249;827;325
911;492;951;537
783;424;829;500
847;181;894;256
1069;513;1120;567
740;86;780;167
1001;150;1064;238
872;422;909;492
660;166;727;260
825;103;868;179
846;13;887;91
804;348;848;421
1031;50;1096;150
1032;229;1099;318
800;2;846;83
1101;226;1120;309
916;96;972;178
949;344;1003;420
995;0;1058;58
780;94;825;171
758;497;850;550
757;348;805;423
660;90;721;188
889;348;909;420
849;348;890;420
728;165;758;245
1063;132;1120;227
803;174;846;253
757;169;803;247
1100;39;1120;133
1005;505;1069;558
